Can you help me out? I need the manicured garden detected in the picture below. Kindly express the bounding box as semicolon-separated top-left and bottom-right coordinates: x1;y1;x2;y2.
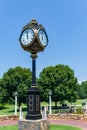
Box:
0;99;86;116
0;99;86;130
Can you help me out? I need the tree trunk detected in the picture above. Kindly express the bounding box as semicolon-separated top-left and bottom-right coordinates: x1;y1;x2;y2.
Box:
55;101;57;108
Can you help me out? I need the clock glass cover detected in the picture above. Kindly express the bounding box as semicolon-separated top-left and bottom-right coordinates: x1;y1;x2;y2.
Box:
38;29;48;46
20;28;34;45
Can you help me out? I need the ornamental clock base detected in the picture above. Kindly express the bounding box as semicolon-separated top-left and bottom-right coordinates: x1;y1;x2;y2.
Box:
26;86;42;120
18;119;49;130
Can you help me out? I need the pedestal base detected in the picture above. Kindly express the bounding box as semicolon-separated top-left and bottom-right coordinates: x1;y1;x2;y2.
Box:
18;119;49;130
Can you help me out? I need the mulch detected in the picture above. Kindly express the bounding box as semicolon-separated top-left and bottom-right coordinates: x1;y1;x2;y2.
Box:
0;119;87;130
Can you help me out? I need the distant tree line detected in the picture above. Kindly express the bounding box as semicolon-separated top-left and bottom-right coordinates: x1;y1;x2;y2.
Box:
0;65;87;107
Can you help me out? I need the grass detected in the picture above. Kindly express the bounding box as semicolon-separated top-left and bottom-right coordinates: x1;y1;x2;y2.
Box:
75;99;87;105
0;125;18;130
0;105;15;115
50;124;82;130
0;124;82;130
0;99;87;115
41;99;87;107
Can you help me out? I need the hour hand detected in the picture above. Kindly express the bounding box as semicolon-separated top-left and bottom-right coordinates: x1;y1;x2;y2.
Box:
27;31;28;40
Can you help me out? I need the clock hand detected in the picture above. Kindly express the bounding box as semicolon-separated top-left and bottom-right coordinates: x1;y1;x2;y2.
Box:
27;31;28;40
42;35;43;41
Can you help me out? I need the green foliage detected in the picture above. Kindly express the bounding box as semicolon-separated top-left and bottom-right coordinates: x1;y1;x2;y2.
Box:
38;64;79;106
73;109;83;114
0;66;32;106
80;81;87;98
0;64;80;107
77;84;86;99
77;80;87;99
38;66;54;102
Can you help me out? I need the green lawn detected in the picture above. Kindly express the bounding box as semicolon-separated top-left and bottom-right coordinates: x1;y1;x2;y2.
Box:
50;124;82;130
0;105;15;115
0;124;82;130
75;99;87;105
0;99;87;115
0;125;17;130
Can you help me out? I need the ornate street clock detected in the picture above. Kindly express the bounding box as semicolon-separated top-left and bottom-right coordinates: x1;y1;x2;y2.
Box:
19;19;48;120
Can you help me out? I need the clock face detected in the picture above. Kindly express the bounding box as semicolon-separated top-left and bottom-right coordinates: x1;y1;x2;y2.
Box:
38;29;48;46
20;28;34;45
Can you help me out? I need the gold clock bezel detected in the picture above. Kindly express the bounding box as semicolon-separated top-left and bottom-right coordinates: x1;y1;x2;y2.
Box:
19;28;35;48
37;28;48;48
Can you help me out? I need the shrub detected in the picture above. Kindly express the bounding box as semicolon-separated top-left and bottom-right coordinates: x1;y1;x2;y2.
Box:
73;109;83;114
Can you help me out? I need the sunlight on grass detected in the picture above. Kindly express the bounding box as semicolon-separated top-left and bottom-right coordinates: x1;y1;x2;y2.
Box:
50;124;82;130
0;125;18;130
0;99;87;115
0;124;82;130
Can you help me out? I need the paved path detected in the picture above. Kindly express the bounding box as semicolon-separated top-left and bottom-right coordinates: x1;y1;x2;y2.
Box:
0;120;18;126
0;119;87;130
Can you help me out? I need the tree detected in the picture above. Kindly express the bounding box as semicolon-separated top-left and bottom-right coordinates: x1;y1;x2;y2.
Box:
0;79;5;104
38;64;79;106
77;84;86;99
0;66;32;107
79;80;87;99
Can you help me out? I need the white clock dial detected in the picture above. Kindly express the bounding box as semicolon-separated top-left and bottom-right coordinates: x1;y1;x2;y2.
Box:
20;28;34;45
38;29;48;46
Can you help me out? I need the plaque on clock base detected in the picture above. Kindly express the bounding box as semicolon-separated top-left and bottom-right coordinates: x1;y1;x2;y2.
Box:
18;119;49;130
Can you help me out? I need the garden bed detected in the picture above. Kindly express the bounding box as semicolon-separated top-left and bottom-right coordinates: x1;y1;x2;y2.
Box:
48;113;87;120
0;115;18;121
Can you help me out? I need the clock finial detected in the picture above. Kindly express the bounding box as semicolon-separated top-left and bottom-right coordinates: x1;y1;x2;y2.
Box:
30;19;38;25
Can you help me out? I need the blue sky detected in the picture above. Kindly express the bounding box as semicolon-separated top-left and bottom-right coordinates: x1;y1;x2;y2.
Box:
0;0;87;83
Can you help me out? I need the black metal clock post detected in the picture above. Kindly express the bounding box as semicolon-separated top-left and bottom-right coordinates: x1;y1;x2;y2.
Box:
26;53;42;120
32;55;36;86
19;19;48;120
